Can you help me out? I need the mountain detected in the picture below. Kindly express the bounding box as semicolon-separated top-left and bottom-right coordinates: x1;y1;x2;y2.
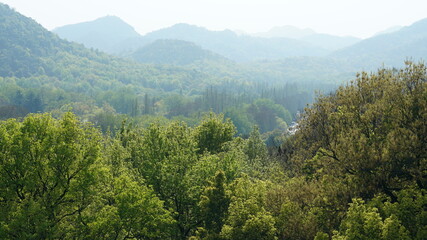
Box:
53;16;142;53
254;25;316;39
253;26;361;51
141;23;329;62
53;19;330;62
300;34;361;51
130;39;229;65
0;3;63;77
373;25;403;37
331;18;427;69
0;3;347;125
0;3;236;94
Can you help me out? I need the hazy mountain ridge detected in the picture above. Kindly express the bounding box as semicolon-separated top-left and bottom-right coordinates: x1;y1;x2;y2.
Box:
331;18;427;69
253;25;361;51
129;39;229;65
53;16;142;52
373;25;403;37
253;25;316;39
55;21;331;62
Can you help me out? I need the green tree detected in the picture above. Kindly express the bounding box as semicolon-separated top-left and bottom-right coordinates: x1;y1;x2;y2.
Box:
220;176;277;240
244;125;267;163
199;171;230;238
194;112;236;154
291;62;427;200
247;98;291;133
0;112;101;239
332;198;410;240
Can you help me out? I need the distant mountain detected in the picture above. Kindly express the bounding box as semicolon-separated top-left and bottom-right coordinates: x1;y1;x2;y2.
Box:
53;16;142;53
331;18;427;69
300;34;361;51
53;19;331;61
373;25;403;37
141;23;329;62
253;26;361;51
130;39;229;65
254;25;316;39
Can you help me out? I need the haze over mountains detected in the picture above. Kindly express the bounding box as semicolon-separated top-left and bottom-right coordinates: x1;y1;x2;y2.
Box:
53;16;141;53
54;18;330;62
252;25;361;50
331;18;427;68
52;15;427;70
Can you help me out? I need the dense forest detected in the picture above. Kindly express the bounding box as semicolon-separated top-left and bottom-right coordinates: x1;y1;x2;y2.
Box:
1;62;426;239
0;2;427;240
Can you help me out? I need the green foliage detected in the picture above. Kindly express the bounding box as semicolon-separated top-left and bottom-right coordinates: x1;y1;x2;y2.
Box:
199;171;230;238
247;98;292;133
332;198;411;240
84;174;174;239
221;176;277;240
0;19;426;240
244;126;267;162
291;62;427;199
375;188;427;239
0;113;101;239
194;112;236;154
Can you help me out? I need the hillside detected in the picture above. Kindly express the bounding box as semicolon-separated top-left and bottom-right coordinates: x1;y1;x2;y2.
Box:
0;4;236;92
0;3;338;130
53;16;142;53
0;3;62;77
331;18;427;68
0;4;246;117
130;39;229;65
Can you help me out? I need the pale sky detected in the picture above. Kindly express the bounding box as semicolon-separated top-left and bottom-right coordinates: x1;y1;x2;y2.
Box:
2;0;427;38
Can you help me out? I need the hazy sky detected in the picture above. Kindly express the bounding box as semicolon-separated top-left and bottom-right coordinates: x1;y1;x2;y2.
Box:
2;0;427;38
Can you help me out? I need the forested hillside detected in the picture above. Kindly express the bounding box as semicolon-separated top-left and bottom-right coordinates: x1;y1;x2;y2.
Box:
0;3;328;137
1;2;426;239
1;62;425;240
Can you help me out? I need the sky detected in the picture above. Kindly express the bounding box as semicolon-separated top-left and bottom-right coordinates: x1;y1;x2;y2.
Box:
2;0;427;39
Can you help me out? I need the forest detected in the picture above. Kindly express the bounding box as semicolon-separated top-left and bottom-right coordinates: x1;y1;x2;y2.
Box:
0;62;426;239
0;3;336;140
0;3;426;240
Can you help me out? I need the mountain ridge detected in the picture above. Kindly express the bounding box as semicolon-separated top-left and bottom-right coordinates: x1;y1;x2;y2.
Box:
331;17;427;68
54;20;331;62
53;15;141;52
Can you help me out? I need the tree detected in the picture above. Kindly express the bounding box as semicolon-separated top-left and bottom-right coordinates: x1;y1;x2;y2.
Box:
199;171;230;238
247;99;291;133
194;112;236;154
290;62;427;200
0;112;101;239
332;199;410;240
84;174;174;239
220;176;277;240
244;125;267;163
